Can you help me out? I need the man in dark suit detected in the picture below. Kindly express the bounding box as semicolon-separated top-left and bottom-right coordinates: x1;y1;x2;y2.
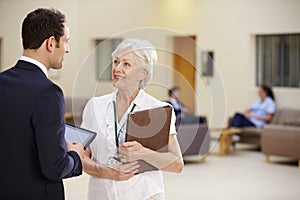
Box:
0;8;84;200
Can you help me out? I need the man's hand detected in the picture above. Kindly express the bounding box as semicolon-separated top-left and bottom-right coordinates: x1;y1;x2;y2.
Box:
66;140;84;161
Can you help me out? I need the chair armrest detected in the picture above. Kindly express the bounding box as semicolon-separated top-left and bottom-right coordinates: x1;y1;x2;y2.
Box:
261;124;300;158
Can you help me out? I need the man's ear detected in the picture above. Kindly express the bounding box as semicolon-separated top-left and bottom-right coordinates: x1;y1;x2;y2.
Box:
45;36;56;52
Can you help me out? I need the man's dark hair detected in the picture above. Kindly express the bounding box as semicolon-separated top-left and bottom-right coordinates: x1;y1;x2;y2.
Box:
22;8;66;49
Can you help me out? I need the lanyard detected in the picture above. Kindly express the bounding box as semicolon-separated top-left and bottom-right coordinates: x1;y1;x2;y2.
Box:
113;101;136;149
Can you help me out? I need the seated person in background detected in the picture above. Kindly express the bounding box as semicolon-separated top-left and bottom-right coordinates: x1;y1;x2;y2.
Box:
167;86;205;128
230;84;276;144
167;86;193;119
231;84;276;128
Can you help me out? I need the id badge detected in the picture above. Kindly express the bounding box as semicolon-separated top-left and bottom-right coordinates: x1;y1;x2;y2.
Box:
106;155;122;169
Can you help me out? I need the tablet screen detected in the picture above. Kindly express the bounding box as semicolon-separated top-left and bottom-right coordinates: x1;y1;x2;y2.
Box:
65;124;96;149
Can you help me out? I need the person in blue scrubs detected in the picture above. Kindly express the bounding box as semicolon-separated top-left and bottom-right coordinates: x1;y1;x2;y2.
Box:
230;85;276;146
230;84;276;128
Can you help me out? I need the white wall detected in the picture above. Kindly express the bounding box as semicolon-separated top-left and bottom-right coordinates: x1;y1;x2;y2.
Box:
0;0;164;97
158;0;300;127
1;0;300;128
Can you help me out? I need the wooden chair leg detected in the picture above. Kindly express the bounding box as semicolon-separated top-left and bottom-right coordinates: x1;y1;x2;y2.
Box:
225;135;232;154
265;155;270;163
298;160;300;168
201;156;206;163
219;135;225;156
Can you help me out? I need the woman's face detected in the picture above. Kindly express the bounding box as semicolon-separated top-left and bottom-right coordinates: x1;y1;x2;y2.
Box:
258;86;267;100
112;49;146;90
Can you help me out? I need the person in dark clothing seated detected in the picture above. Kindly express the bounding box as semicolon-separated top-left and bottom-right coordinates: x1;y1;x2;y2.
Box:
167;86;205;129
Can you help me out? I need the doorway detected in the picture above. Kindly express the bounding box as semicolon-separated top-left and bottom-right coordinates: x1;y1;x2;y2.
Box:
172;35;196;109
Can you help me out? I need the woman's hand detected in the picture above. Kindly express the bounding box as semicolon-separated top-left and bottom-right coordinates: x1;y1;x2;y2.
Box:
119;141;151;163
82;147;139;181
100;161;140;181
119;135;184;173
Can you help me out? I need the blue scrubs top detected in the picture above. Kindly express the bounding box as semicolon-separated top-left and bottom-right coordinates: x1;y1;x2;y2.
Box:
248;97;276;128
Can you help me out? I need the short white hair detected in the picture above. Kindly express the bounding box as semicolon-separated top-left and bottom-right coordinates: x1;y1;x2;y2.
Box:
111;38;157;88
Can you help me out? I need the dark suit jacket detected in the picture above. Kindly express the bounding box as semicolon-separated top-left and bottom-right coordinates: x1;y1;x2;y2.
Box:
0;60;82;200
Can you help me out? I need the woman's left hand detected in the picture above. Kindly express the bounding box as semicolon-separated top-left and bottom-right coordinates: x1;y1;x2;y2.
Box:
119;141;151;163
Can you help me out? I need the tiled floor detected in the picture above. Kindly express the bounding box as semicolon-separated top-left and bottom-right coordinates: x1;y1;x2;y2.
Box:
64;141;300;200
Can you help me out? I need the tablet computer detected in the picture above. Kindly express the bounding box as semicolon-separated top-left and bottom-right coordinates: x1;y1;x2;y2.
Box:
65;123;97;149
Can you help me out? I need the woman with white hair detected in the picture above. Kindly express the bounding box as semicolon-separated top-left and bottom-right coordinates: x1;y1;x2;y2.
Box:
81;39;184;200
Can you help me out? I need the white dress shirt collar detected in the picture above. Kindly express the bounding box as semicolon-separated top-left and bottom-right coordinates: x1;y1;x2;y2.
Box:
19;56;48;77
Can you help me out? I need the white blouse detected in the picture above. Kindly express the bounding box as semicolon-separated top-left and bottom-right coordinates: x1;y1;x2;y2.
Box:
81;89;176;200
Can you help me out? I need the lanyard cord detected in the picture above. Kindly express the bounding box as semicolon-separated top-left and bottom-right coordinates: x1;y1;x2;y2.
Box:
113;101;136;149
